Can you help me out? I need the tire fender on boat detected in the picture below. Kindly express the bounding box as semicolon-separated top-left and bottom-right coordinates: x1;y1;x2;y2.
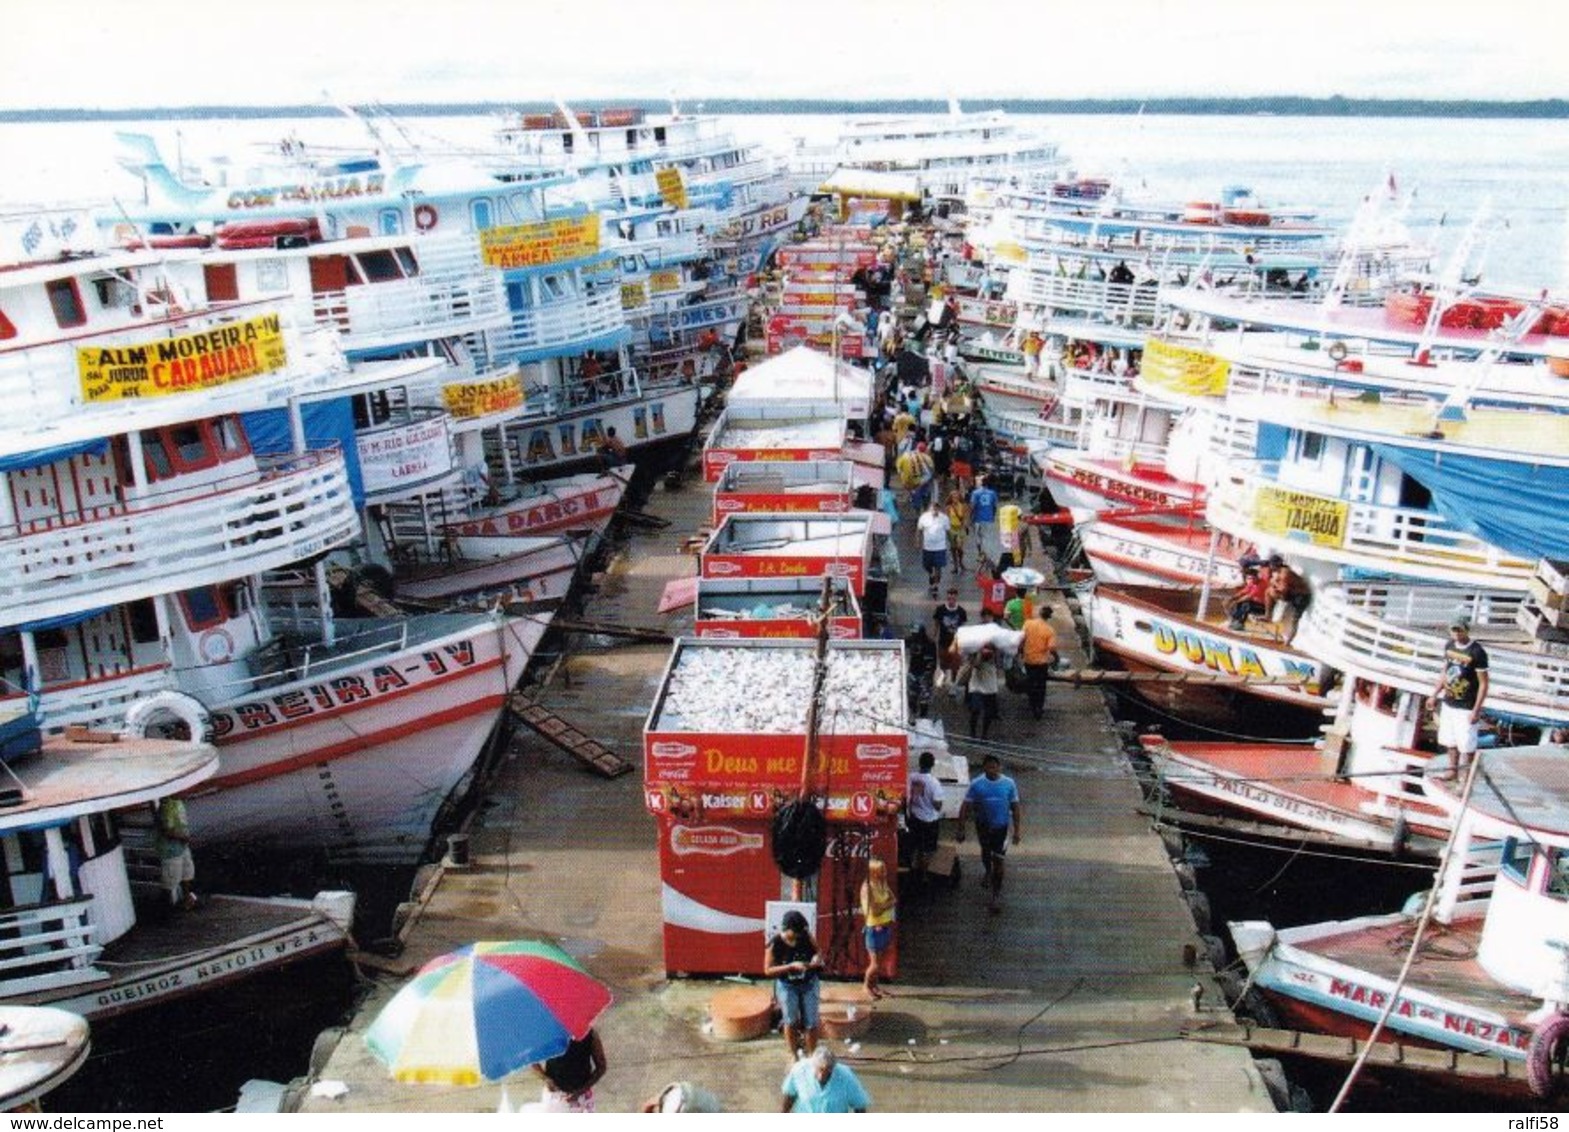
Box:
198;627;235;664
123;691;212;744
414;204;438;232
1527;1012;1569;1099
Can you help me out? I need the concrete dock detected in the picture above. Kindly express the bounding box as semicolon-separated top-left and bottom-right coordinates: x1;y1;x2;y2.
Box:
298;460;1273;1114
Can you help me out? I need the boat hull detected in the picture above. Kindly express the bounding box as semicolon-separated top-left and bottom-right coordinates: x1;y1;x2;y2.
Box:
191;613;550;864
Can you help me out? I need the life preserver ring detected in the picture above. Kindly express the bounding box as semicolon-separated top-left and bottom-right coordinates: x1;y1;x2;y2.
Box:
414;204;438;232
1327;341;1349;363
198;627;235;665
1527;1012;1569;1099
123;691;212;744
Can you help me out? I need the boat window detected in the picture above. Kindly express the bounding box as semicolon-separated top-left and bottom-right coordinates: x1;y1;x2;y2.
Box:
180;587;226;631
46;278;87;329
0;307;14;340
213;416;251;459
654;127;666;144
352;390;395;429
356;249;403;283
170;424;209;466
204;262;240;302
1500;837;1532;884
126;598;160;645
1548;849;1569;902
142;434;174;481
1298;432;1325;464
471;199;494;230
541;274;568;300
395;247;419;277
379;209;402;236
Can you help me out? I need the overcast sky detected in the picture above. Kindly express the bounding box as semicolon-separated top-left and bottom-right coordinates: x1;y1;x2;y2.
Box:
2;0;1563;110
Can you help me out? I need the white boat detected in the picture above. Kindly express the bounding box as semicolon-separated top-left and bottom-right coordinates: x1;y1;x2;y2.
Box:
0;729;351;1022
1230;741;1569;1100
0;211;553;865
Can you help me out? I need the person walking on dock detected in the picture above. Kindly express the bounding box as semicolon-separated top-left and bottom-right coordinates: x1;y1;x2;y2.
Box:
932;586;968;689
1020;605;1058;720
858;858;896;1000
969;475;999;563
917;498;950;597
906;750;946;888
957;754;1021;913
780;1047;870;1113
959;645;1003;740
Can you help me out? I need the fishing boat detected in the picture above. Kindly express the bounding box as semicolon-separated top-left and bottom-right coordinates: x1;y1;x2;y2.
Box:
1229;741;1569;1100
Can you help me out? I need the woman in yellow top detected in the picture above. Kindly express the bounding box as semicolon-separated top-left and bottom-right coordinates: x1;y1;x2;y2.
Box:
859;859;896;999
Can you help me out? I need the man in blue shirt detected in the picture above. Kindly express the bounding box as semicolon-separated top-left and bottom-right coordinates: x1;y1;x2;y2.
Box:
956;754;1021;913
968;475;1000;565
780;1047;870;1113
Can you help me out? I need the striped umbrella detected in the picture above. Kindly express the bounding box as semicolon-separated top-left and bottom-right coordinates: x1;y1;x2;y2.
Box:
364;940;611;1086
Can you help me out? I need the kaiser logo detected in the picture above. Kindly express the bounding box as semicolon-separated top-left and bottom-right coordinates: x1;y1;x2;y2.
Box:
856;742;901;761
670;825;764;857
706;561;742;575
850;792;875;818
651;741;698;760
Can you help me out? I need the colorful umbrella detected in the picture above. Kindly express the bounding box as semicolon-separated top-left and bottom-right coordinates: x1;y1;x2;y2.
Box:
364;940;611;1086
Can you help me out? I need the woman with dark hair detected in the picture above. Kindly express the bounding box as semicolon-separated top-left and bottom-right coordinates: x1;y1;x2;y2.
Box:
763;910;823;1061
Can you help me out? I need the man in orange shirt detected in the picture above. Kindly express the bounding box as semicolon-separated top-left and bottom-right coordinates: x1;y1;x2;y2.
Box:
1020;605;1058;720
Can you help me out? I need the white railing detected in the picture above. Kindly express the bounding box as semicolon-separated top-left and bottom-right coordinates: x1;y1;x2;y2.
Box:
0;449;358;628
484;288;627;361
0;300;315;425
0;896;101;996
1005;274;1162;324
14;664;176;733
621;227;710;266
306;265;509;351
1207;465;1535;588
1059;364;1141;406
1294;582;1569;721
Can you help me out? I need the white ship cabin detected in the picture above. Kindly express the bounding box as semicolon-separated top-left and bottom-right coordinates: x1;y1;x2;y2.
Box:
1423;745;1569;996
1206;418;1542;591
0;734;216;998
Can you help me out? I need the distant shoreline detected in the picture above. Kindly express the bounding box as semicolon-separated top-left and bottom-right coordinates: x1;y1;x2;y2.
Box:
3;96;1567;122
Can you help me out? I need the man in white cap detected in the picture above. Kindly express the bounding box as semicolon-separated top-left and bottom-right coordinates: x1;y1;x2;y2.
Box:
1428;615;1489;780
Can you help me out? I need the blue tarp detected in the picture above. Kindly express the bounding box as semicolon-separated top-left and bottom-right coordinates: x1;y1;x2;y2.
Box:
0;438;108;474
13;606;111;633
240;400;364;508
1369;444;1569;562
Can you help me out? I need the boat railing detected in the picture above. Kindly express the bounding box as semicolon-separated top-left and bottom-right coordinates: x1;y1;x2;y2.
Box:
305;268;509;347
485;287;627;360
1294;584;1569;720
1006;273;1161;325
1435;831;1503;924
1206;466;1536;588
0;895;101;995
1059;363;1139;405
0;448;358;630
22;664;176;733
0;299;312;421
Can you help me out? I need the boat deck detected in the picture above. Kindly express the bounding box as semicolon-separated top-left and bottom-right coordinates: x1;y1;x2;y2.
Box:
1300;916;1537;1025
100;893;328;967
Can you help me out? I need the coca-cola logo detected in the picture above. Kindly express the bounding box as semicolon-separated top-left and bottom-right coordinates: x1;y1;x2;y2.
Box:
697;627;741;638
708;451;737;464
829;624;856;639
823;562;854;576
706;561;742;575
716;498;744;511
818;501;849;512
669;825;764;856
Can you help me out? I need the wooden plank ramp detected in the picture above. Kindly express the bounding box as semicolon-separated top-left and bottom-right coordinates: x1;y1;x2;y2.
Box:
507;694;633;778
1183;1020;1530;1088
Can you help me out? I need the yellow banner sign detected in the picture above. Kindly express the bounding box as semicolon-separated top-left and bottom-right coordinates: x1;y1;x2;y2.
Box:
1141;339;1231;397
656;167;688;210
993;241;1029;266
649;268;682;295
442;373;524;420
480;213;601;269
621;281;648;310
1251;484;1348;547
78;313;287;403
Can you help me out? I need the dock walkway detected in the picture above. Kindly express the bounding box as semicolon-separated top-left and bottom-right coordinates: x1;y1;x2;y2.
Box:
299;461;1272;1113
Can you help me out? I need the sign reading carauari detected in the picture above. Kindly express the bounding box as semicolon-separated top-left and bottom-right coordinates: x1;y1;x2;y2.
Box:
78;313;287;402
